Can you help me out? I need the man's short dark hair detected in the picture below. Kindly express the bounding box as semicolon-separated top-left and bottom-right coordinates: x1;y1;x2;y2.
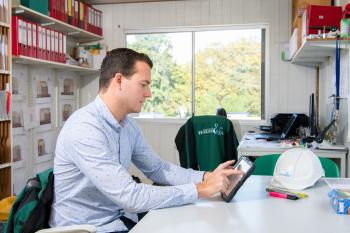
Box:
99;48;153;91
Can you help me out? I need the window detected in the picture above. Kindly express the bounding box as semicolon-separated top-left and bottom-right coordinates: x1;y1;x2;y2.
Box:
126;25;266;120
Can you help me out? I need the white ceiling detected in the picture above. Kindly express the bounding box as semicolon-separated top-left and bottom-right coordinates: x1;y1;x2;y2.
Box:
85;0;181;4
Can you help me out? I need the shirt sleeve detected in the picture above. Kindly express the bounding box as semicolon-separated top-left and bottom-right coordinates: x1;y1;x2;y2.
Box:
130;122;205;185
68;122;200;214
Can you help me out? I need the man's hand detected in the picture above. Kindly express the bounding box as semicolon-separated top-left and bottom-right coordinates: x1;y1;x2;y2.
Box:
196;160;243;198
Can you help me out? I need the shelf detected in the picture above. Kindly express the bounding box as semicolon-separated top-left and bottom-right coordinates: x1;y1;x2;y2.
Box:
291;39;350;67
0;163;11;170
13;55;100;75
0;118;10;122
0;21;10;28
12;4;103;43
0;70;10;74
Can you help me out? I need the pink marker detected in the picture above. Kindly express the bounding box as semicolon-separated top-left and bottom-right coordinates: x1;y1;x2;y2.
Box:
269;191;299;200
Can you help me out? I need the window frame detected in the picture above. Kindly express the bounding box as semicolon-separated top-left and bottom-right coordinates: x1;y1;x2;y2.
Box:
124;24;269;121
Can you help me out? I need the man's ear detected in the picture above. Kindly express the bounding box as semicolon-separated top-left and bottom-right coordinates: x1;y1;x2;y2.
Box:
113;73;123;90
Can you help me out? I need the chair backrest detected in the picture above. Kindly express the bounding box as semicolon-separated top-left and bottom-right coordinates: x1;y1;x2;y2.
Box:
319;157;340;178
252;154;280;176
253;153;340;178
5;168;54;233
175;115;239;171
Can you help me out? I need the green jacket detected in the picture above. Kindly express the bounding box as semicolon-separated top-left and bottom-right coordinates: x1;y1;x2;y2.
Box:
175;116;239;171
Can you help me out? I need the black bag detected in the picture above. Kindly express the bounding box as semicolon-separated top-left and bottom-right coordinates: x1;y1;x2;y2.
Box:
5;168;54;233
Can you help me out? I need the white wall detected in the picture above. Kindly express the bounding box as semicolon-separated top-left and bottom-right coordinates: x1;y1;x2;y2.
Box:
89;0;318;180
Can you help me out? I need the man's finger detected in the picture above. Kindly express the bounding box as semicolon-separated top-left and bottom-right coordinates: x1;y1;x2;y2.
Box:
217;160;235;169
222;169;243;176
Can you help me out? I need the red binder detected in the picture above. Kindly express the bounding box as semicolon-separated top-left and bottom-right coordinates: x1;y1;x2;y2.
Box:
22;19;29;57
62;34;66;63
46;28;51;61
49;0;56;19
73;0;78;27
32;23;38;58
12;16;20;56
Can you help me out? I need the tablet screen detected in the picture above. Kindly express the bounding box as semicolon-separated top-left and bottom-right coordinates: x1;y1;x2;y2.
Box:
224;158;252;196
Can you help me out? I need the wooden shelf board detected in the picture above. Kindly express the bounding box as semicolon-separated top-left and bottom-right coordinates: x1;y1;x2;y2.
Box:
0;70;10;74
0;163;11;170
12;4;103;43
0;21;10;28
13;55;100;75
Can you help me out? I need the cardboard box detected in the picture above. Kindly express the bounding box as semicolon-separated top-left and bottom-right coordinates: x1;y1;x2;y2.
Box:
292;0;332;30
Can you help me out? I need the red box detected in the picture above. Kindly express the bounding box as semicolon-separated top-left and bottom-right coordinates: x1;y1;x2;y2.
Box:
306;5;342;35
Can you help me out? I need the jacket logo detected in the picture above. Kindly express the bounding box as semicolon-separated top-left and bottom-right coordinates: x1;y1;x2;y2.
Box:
198;123;224;136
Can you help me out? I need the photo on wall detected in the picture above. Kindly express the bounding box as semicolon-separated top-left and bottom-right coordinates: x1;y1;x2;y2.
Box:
12;103;25;135
12;134;28;169
35;103;54;131
32;74;54;104
59;100;76;126
58;72;78;100
33;130;55;163
12;64;28;102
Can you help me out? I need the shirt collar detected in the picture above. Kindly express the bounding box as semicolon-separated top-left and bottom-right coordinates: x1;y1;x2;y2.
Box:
94;95;128;129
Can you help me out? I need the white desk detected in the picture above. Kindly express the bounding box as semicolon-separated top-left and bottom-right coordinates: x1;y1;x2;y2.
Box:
238;133;348;178
130;176;350;233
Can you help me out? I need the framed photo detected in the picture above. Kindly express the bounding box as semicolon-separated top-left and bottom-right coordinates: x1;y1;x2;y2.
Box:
35;103;54;131
33;130;55;163
58;72;78;99
23;106;40;130
12;103;25;135
12;64;28;102
12;134;28;169
59;100;77;126
31;73;54;104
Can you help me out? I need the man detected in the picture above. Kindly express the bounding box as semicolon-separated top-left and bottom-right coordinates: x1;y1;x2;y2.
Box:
49;48;241;233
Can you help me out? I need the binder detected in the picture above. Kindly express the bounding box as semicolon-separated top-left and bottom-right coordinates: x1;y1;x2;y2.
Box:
73;0;78;27
22;19;28;56
37;26;42;59
33;23;37;58
67;0;73;24
63;0;68;23
62;34;66;63
46;28;51;61
58;32;62;63
55;31;59;62
12;16;20;56
96;9;102;36
83;3;88;31
27;21;33;57
49;0;56;19
42;26;46;60
78;0;84;29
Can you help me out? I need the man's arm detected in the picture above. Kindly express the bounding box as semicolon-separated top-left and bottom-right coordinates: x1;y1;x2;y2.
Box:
68;123;199;213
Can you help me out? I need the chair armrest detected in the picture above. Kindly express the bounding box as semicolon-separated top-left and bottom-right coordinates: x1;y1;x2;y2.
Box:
35;225;96;233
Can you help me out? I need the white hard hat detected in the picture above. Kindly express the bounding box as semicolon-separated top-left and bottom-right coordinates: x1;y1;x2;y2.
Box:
270;148;325;190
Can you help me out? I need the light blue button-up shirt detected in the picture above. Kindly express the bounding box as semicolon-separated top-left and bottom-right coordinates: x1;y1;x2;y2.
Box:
49;95;204;232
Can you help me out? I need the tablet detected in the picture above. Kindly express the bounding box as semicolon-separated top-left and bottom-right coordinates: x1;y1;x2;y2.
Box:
221;156;255;202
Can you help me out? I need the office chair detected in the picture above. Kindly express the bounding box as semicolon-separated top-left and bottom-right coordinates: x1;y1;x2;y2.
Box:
216;107;227;118
253;154;340;178
319;157;340;178
175;115;239;171
5;168;96;233
252;154;280;176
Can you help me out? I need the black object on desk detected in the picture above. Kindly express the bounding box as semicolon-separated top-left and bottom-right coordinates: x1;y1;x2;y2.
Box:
255;114;298;141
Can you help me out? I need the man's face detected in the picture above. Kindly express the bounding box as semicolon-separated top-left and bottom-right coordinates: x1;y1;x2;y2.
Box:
120;61;152;113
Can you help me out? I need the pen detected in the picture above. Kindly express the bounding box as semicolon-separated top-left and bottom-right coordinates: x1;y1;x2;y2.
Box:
269;191;299;200
266;187;308;199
